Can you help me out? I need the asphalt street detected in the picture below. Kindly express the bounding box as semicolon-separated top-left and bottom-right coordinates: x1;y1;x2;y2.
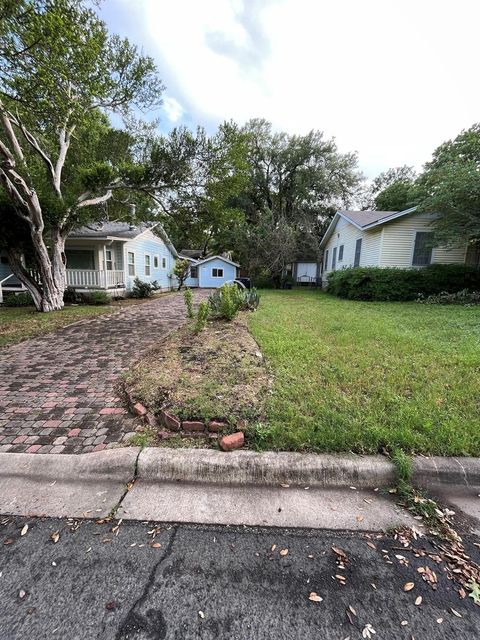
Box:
1;516;479;639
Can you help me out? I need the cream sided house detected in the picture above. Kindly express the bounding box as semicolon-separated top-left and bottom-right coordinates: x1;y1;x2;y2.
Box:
320;207;477;284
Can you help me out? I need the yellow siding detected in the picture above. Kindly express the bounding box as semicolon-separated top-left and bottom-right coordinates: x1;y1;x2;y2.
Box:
379;212;466;267
323;217;381;280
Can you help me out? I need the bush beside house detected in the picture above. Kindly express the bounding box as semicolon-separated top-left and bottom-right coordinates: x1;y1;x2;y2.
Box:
327;264;480;301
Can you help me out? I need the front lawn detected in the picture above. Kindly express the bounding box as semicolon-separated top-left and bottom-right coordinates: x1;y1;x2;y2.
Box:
248;289;480;456
0;305;112;347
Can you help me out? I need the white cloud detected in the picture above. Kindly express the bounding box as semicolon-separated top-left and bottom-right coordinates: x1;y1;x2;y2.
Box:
163;96;185;123
112;0;480;177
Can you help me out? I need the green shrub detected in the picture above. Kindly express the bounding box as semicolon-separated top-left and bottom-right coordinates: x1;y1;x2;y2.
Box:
417;289;480;305
63;286;81;304
2;291;34;307
194;300;210;333
183;287;194;318
208;283;244;320
131;277;160;298
242;287;261;310
327;265;480;301
86;290;111;305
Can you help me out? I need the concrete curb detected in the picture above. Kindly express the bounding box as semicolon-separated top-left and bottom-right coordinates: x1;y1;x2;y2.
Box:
136;448;396;488
0;447;140;483
412;456;480;489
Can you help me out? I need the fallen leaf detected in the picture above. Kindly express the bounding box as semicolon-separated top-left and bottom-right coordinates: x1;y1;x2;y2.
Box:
280;548;289;557
19;590;26;599
309;592;323;602
403;582;415;592
150;542;161;549
51;531;60;544
450;608;462;618
436;618;443;623
280;484;290;488
362;623;376;638
198;611;205;619
271;544;277;552
400;620;408;626
467;579;480;605
3;539;13;545
20;524;28;537
371;583;377;590
105;602;115;610
367;542;376;550
415;596;422;606
332;546;348;560
356;515;364;523
348;605;357;616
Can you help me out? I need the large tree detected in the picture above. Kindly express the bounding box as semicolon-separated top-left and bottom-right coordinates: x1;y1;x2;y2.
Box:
367;165;417;211
231;119;362;282
415;124;480;254
0;0;163;310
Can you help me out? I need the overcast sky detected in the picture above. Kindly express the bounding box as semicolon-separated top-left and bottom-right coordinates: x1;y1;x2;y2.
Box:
100;0;480;178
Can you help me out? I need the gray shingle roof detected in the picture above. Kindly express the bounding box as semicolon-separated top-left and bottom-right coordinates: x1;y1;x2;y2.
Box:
69;222;154;239
339;210;398;228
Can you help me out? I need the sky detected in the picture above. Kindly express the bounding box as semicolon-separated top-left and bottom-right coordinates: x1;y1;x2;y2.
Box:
100;0;480;178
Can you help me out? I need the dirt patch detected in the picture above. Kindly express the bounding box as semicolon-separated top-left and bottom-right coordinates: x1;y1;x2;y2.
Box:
125;312;270;433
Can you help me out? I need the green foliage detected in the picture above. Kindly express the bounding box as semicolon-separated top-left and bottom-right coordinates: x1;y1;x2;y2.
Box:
173;258;190;290
242;287;261;311
208;284;245;320
183;287;194;318
2;291;34;307
327;265;480;301
130;277;159;299
207;284;261;320
374;180;416;212
416;123;480;246
63;286;81;304
194;300;210;333
83;290;111;305
417;289;480;305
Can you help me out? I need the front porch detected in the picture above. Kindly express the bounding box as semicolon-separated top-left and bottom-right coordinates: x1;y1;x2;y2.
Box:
66;269;125;290
65;240;126;290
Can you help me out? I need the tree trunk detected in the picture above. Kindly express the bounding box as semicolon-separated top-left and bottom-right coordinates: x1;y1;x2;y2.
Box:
7;226;67;312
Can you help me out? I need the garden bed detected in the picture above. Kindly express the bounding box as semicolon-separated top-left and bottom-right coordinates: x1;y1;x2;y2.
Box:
124;312;270;447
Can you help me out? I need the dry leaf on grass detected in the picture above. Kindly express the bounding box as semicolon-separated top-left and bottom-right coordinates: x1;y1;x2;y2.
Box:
450;608;462;618
150;542;161;549
415;596;422;606
280;548;288;557
20;524;28;537
198;611;205;619
51;531;60;544
403;582;415;592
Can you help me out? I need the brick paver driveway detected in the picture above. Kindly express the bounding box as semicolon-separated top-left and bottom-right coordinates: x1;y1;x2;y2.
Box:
0;291;208;454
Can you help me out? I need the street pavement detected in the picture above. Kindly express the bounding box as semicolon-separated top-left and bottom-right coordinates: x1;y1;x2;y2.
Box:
1;516;479;639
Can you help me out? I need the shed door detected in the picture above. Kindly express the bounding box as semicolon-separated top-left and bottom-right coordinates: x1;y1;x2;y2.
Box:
297;263;317;279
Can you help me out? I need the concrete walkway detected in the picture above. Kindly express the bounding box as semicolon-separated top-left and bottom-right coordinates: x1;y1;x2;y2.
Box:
0;291;207;454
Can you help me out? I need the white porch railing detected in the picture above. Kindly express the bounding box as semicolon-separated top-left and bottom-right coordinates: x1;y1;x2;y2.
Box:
66;269;125;289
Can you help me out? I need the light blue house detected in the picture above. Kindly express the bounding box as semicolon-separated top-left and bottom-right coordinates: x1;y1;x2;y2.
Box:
0;222;242;300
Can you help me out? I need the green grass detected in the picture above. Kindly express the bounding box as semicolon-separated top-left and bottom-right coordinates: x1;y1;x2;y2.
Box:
0;305;113;347
248;289;480;456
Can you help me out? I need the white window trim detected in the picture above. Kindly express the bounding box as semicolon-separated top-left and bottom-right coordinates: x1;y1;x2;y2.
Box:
212;267;224;278
144;253;151;277
153;255;159;269
127;251;135;277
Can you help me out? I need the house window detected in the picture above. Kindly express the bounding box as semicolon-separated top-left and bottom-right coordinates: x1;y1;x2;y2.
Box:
145;254;151;276
324;250;329;271
212;268;224;278
162;256;167;269
105;249;113;271
190;266;198;278
412;232;433;266
153;255;159;269
127;251;135;276
338;245;344;261
332;247;337;271
354;238;362;267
